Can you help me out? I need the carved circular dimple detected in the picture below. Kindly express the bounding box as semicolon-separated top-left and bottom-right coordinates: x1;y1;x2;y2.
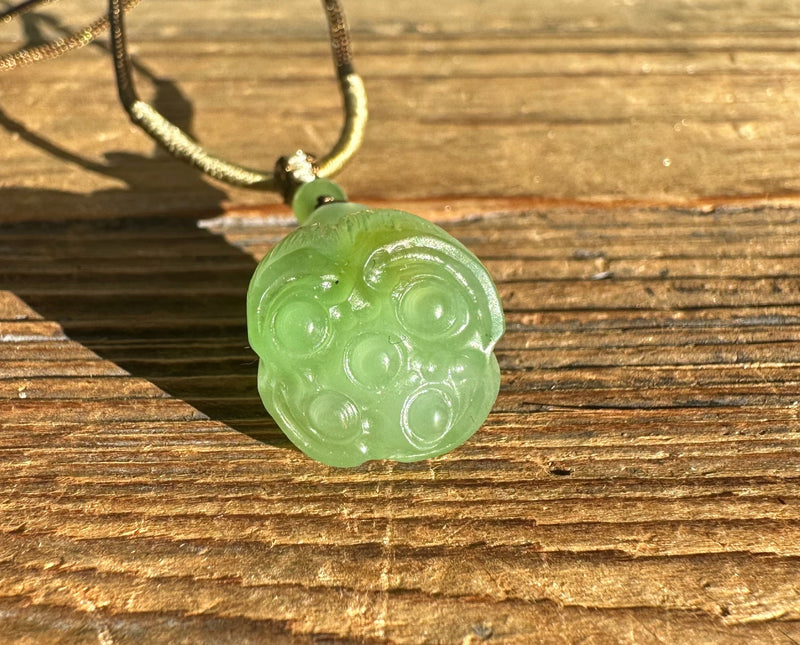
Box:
401;386;454;448
362;248;391;290
344;332;403;390
397;277;469;340
308;391;362;445
272;298;330;355
450;350;487;383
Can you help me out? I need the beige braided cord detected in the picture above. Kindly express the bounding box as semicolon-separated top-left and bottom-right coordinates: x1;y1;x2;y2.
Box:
1;0;368;193
107;0;367;191
0;0;141;72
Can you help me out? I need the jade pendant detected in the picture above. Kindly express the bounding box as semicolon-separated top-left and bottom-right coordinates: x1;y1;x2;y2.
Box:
246;179;504;467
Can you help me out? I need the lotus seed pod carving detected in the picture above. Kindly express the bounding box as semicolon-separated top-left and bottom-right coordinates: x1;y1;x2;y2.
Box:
247;191;504;467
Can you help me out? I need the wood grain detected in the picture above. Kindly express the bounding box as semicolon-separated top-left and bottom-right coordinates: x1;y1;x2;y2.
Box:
2;202;800;643
3;0;800;642
3;1;800;219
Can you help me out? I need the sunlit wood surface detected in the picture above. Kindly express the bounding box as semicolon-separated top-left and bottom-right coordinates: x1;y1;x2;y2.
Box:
1;1;800;643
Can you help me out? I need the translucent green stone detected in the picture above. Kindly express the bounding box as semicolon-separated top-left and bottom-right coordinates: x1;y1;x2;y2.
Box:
291;178;347;223
247;180;504;467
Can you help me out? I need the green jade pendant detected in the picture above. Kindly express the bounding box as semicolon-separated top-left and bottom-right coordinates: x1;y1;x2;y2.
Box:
247;179;505;467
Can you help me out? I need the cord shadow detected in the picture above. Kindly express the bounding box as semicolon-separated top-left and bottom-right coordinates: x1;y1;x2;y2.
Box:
0;11;288;447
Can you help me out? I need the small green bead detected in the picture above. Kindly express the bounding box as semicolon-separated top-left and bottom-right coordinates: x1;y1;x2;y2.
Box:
292;178;347;224
247;184;504;467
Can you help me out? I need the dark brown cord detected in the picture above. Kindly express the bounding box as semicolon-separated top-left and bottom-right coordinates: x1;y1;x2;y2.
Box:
106;0;367;191
1;0;368;193
0;0;140;72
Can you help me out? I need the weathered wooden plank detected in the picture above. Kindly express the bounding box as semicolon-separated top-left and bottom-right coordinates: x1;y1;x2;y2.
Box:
2;250;800;642
4;2;800;220
0;320;66;341
0;376;164;399
0;359;128;377
4;0;800;639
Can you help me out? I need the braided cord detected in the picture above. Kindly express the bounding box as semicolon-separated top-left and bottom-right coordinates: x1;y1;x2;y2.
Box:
2;0;368;192
108;0;366;191
0;0;141;72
